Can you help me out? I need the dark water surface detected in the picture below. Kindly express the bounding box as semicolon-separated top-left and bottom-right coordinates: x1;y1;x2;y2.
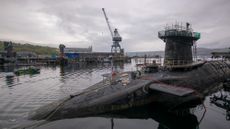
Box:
0;60;229;129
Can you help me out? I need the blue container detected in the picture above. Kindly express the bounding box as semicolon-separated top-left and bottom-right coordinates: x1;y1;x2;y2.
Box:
65;53;80;59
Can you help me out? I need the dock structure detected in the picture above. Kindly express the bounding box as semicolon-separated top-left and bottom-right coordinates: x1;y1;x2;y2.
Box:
62;45;129;64
211;50;230;60
158;22;200;69
64;51;127;63
1;42;129;66
0;56;58;66
78;52;125;63
0;41;16;65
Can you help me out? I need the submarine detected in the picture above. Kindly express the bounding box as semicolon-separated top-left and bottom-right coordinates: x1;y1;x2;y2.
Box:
28;22;230;121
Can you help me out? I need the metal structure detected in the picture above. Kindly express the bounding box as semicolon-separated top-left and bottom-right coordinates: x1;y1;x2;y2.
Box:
102;8;122;53
4;41;14;58
59;44;65;58
158;22;200;66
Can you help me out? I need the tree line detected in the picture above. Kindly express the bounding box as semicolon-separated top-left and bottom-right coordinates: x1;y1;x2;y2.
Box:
0;41;58;55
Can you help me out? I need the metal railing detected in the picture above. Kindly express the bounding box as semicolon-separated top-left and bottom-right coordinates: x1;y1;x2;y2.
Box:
164;59;193;66
165;24;193;32
158;23;200;40
158;30;196;38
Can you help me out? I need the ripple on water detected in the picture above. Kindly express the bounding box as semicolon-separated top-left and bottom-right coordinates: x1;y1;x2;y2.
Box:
0;61;229;129
0;65;115;128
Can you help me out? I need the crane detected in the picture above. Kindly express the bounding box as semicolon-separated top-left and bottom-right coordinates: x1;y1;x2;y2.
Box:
102;8;122;53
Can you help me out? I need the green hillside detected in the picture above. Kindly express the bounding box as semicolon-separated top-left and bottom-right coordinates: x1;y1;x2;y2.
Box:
0;41;58;55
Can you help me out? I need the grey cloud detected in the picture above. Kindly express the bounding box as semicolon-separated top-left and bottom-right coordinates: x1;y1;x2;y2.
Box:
0;0;229;52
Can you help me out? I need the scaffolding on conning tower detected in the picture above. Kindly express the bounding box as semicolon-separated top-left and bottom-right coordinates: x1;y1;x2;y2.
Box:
193;41;197;62
158;22;201;67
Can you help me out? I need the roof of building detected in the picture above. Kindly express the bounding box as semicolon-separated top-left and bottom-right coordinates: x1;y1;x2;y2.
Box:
64;46;92;53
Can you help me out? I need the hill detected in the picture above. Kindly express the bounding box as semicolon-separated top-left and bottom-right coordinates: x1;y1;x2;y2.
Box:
0;41;58;55
127;48;229;57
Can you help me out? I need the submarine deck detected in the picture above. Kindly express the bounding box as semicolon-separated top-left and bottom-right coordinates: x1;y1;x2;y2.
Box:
77;71;195;103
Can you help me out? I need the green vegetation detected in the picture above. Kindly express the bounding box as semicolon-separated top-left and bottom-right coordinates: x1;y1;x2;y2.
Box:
0;41;58;55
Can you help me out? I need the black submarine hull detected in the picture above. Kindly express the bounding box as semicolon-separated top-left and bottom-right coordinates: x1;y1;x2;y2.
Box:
28;61;230;121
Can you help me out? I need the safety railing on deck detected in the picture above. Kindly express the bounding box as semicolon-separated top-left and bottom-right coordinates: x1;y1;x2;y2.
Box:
164;59;193;66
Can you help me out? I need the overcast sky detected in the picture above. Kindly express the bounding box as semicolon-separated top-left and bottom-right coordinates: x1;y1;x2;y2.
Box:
0;0;229;52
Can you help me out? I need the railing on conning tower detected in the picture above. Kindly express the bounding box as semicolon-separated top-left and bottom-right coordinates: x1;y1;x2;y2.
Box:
164;59;193;66
158;23;200;40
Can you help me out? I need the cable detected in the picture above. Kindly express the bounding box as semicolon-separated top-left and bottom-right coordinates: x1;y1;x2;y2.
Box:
199;103;206;124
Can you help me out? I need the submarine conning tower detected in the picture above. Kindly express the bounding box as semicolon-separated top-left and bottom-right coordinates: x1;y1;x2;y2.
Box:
158;22;201;68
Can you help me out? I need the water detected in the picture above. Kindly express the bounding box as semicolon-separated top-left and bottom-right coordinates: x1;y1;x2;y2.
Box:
0;60;229;129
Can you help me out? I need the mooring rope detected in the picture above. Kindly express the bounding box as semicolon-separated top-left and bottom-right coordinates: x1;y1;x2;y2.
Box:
198;103;207;125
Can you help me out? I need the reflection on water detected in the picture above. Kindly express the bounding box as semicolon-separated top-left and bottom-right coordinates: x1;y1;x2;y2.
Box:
102;105;200;129
0;60;229;129
210;90;230;121
5;76;14;86
36;105;200;129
